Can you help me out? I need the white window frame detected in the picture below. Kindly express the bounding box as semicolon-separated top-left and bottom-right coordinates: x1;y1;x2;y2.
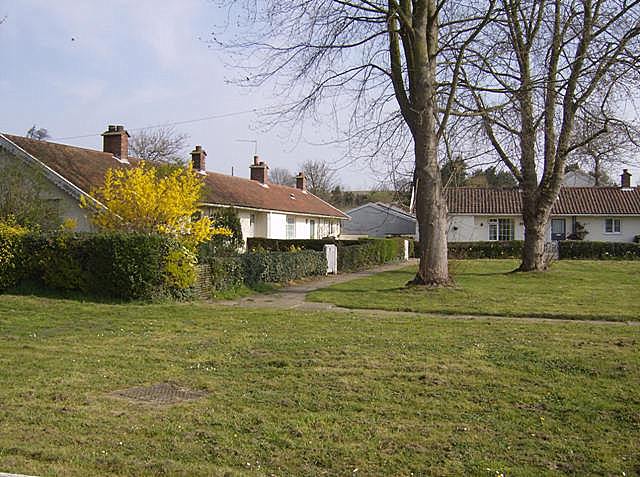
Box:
488;218;515;241
286;215;296;239
604;218;621;234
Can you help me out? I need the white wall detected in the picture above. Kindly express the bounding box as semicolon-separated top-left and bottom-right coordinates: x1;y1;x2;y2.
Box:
268;212;288;239
447;213;640;243
447;215;524;242
548;216;640;243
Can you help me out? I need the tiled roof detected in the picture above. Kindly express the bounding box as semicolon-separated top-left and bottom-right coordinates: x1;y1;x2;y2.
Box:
2;134;347;219
202;172;348;218
4;134;132;194
445;187;640;216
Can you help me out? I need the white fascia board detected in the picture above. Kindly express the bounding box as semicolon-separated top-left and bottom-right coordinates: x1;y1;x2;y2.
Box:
200;202;349;220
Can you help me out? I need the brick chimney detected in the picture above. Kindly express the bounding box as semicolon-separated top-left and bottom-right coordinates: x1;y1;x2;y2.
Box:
295;171;306;191
250;155;269;184
621;169;632;189
190;145;207;173
101;125;129;161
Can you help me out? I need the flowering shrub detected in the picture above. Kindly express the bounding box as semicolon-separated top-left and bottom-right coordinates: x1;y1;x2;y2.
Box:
0;219;28;291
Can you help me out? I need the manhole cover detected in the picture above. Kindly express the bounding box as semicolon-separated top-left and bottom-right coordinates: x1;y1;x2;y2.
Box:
109;382;207;405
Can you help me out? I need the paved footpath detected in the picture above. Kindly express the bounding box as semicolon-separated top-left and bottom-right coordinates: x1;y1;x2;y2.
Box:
219;258;637;325
219;259;417;311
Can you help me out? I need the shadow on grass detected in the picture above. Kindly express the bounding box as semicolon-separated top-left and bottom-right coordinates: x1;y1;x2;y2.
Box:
6;281;151;305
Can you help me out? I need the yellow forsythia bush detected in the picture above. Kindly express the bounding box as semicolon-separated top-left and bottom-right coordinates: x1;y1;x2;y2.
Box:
0;219;28;291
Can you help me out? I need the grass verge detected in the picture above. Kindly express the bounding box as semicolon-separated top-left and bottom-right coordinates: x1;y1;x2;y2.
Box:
307;259;640;321
0;295;639;475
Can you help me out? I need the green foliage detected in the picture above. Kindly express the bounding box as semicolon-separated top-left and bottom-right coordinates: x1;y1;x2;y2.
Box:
199;208;244;257
247;237;357;252
248;237;405;272
567;221;589;240
559;240;640;260
195;256;245;297
243;250;327;285
338;238;405;271
1;231;194;300
0;161;62;230
0;220;28;291
443;241;524;259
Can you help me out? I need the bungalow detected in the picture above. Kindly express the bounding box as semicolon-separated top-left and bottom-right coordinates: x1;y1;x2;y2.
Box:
0;125;348;240
345;171;640;243
342;202;416;238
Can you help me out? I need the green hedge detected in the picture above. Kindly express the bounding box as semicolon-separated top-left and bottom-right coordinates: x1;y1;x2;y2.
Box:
1;231;190;300
195;256;245;297
446;241;524;259
195;250;327;297
247;237;361;252
243;250;327;285
558;240;640;260
338;238;405;272
248;237;406;272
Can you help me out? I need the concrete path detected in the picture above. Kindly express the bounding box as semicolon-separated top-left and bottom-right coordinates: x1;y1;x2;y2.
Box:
218;258;638;326
219;259;417;311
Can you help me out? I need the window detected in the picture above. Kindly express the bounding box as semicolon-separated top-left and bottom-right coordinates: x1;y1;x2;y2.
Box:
604;218;621;234
488;218;514;241
309;219;316;239
286;215;295;239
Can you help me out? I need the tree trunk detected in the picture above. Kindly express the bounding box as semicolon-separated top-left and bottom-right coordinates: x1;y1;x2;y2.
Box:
518;196;551;271
410;133;450;286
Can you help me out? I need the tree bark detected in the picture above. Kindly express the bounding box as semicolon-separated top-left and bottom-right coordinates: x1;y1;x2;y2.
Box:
519;201;550;271
410;133;450;285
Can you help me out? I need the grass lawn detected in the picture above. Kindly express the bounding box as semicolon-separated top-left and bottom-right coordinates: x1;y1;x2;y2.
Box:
308;259;640;321
0;296;639;476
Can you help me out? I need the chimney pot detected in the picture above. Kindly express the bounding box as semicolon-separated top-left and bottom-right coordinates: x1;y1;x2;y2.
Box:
295;172;306;191
250;156;269;184
621;169;632;189
102;124;130;161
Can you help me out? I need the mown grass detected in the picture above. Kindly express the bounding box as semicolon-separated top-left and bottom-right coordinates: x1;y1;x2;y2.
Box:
0;295;639;476
308;260;640;321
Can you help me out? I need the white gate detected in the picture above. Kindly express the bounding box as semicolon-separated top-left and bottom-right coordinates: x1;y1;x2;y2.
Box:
324;244;338;275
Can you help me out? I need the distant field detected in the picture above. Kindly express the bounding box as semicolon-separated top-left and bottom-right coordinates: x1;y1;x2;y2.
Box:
0;295;639;476
308;260;640;321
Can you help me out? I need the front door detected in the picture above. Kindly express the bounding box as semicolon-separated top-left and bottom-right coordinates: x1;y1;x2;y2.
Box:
551;219;566;241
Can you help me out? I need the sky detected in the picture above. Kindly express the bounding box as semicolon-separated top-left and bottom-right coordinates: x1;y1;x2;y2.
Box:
0;0;378;189
0;1;638;188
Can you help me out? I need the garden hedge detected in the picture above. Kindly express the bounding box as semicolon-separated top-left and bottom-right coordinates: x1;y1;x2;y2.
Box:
242;250;327;285
338;238;406;272
0;231;190;299
247;237;361;252
447;241;524;259
248;237;406;272
558;240;640;260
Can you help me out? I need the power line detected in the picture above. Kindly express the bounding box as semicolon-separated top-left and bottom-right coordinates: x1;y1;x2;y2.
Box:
52;108;261;141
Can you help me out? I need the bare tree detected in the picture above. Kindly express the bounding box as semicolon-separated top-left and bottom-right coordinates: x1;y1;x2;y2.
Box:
214;1;495;285
300;160;338;200
26;125;50;141
129;126;189;164
270;167;295;186
459;0;640;271
572;115;640;185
